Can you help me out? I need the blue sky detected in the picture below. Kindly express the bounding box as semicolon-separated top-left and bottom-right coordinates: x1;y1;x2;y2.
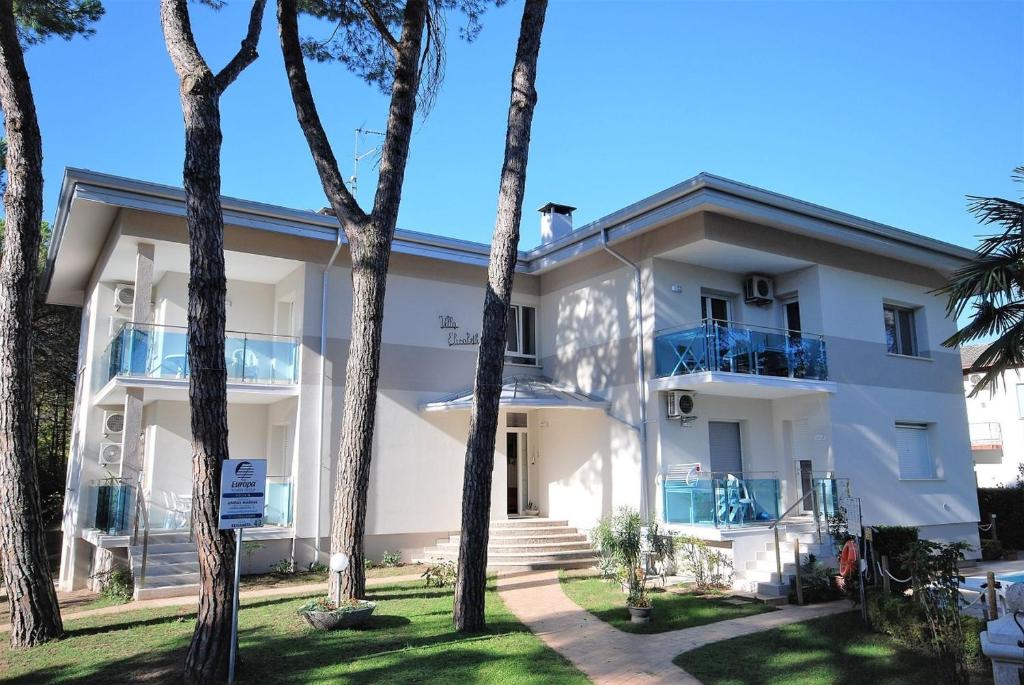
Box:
26;0;1024;250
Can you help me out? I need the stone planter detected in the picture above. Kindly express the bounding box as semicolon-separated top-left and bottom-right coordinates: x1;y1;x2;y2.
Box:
627;605;652;624
300;600;376;630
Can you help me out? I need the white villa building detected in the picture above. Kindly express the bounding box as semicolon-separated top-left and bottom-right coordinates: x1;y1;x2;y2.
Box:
962;344;1024;487
46;169;982;598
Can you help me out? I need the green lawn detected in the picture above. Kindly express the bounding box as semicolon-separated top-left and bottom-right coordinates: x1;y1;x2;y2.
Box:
558;571;775;634
674;612;994;685
0;580;588;684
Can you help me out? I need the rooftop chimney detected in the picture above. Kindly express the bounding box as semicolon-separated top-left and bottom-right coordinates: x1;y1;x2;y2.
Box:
538;202;576;245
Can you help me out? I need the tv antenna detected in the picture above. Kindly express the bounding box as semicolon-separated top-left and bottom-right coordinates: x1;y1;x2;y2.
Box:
350;127;385;202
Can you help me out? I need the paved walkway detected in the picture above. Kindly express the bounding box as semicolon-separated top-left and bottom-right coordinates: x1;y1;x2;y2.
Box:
497;570;850;685
0;573;423;632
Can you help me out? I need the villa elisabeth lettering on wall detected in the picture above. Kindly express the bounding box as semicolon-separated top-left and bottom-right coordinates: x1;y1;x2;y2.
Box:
438;314;481;347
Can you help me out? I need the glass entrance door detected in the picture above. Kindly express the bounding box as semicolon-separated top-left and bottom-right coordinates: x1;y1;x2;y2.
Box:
505;432;529;515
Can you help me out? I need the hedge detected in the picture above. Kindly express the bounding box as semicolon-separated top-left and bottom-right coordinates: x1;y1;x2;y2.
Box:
871;525;919;578
977;487;1024;550
866;590;988;675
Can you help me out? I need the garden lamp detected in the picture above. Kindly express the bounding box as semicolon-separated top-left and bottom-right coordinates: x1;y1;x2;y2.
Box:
330;552;349;607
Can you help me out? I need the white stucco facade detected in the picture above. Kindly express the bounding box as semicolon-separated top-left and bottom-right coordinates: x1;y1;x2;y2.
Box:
45;169;983;591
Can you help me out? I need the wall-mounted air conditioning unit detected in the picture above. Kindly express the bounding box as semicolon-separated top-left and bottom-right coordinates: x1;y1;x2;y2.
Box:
98;441;123;466
113;284;135;311
743;274;774;305
102;410;125;437
666;391;696;419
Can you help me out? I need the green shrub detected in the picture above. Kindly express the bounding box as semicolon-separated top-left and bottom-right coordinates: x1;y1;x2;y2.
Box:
93;566;133;604
270;558;294;575
421;561;457;588
380;550;402;567
788;554;843;604
978;486;1024;549
866;590;988;675
308;561;328;575
676;535;732;591
872;525;919;578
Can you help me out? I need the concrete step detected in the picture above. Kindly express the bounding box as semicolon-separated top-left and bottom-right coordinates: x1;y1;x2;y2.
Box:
484;526;581;538
744;560;797;576
756;581;789;598
137;561;200;577
431;541;592;554
135;582;200;601
448;533;588;545
134;551;199;565
490;518;569;528
755;593;789;606
130;542;197;555
740;569;787;585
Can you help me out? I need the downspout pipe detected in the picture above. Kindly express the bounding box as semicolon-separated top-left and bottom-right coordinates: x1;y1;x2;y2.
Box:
601;227;651;521
314;227;345;561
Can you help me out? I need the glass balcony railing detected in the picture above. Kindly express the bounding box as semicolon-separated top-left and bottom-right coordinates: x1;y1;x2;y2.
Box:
264;476;293;527
103;322;299;385
654;319;828;381
662;471;780;528
810;476;850;520
87;478;133;534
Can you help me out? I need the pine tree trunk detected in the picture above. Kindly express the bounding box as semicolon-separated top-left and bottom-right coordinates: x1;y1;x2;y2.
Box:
277;0;426;602
179;83;236;685
0;0;64;648
161;1;265;680
329;237;389;598
453;0;547;633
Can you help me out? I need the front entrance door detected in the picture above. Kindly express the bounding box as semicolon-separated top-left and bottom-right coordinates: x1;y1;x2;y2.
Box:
797;459;814;512
506;432;530;515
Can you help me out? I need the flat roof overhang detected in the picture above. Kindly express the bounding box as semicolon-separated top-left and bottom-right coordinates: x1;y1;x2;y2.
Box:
94;376;300;406
649;372;838;400
44;169;975;306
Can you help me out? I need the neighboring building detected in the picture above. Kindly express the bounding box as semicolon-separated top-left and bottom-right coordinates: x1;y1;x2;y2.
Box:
962;343;1024;487
46;169;981;598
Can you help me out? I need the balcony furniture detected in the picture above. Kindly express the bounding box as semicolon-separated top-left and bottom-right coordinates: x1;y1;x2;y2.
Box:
654;319;828;382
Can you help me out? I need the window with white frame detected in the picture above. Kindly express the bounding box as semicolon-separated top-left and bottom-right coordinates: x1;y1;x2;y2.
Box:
506;304;537;365
1016;384;1024;418
883;304;918;356
894;422;935;479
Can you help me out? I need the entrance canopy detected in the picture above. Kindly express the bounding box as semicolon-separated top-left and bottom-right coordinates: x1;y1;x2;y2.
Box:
420;376;609;413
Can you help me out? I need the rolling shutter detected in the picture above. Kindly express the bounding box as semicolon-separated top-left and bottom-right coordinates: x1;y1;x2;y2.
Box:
895;423;933;479
709;421;743;475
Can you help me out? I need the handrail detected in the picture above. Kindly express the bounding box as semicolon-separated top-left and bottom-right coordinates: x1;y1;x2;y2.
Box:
654;317;826;341
132;474;151;592
769;487;821;579
112;319;300;341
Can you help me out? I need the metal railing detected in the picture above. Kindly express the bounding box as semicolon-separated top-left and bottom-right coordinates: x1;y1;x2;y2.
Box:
653;319;828;381
131;473;151;592
768;477;849;578
969;422;1002;450
103;322;300;385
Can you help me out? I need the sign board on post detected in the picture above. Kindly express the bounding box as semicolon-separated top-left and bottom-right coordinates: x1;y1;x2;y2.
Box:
219;459;266;530
219;458;266;684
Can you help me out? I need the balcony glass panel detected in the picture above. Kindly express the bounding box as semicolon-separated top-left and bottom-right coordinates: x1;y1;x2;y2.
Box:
654;320;828;381
811;477;850;520
104;323;298;385
663;471;780;528
88;478;133;534
264;476;293;527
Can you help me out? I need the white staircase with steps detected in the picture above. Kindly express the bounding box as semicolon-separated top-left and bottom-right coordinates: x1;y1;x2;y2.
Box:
129;530;200;600
419;517;598;570
733;521;836;600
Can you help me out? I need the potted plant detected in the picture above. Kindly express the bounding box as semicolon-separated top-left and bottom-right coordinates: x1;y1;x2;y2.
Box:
297;596;376;631
592;507;655;624
523;501;540;516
